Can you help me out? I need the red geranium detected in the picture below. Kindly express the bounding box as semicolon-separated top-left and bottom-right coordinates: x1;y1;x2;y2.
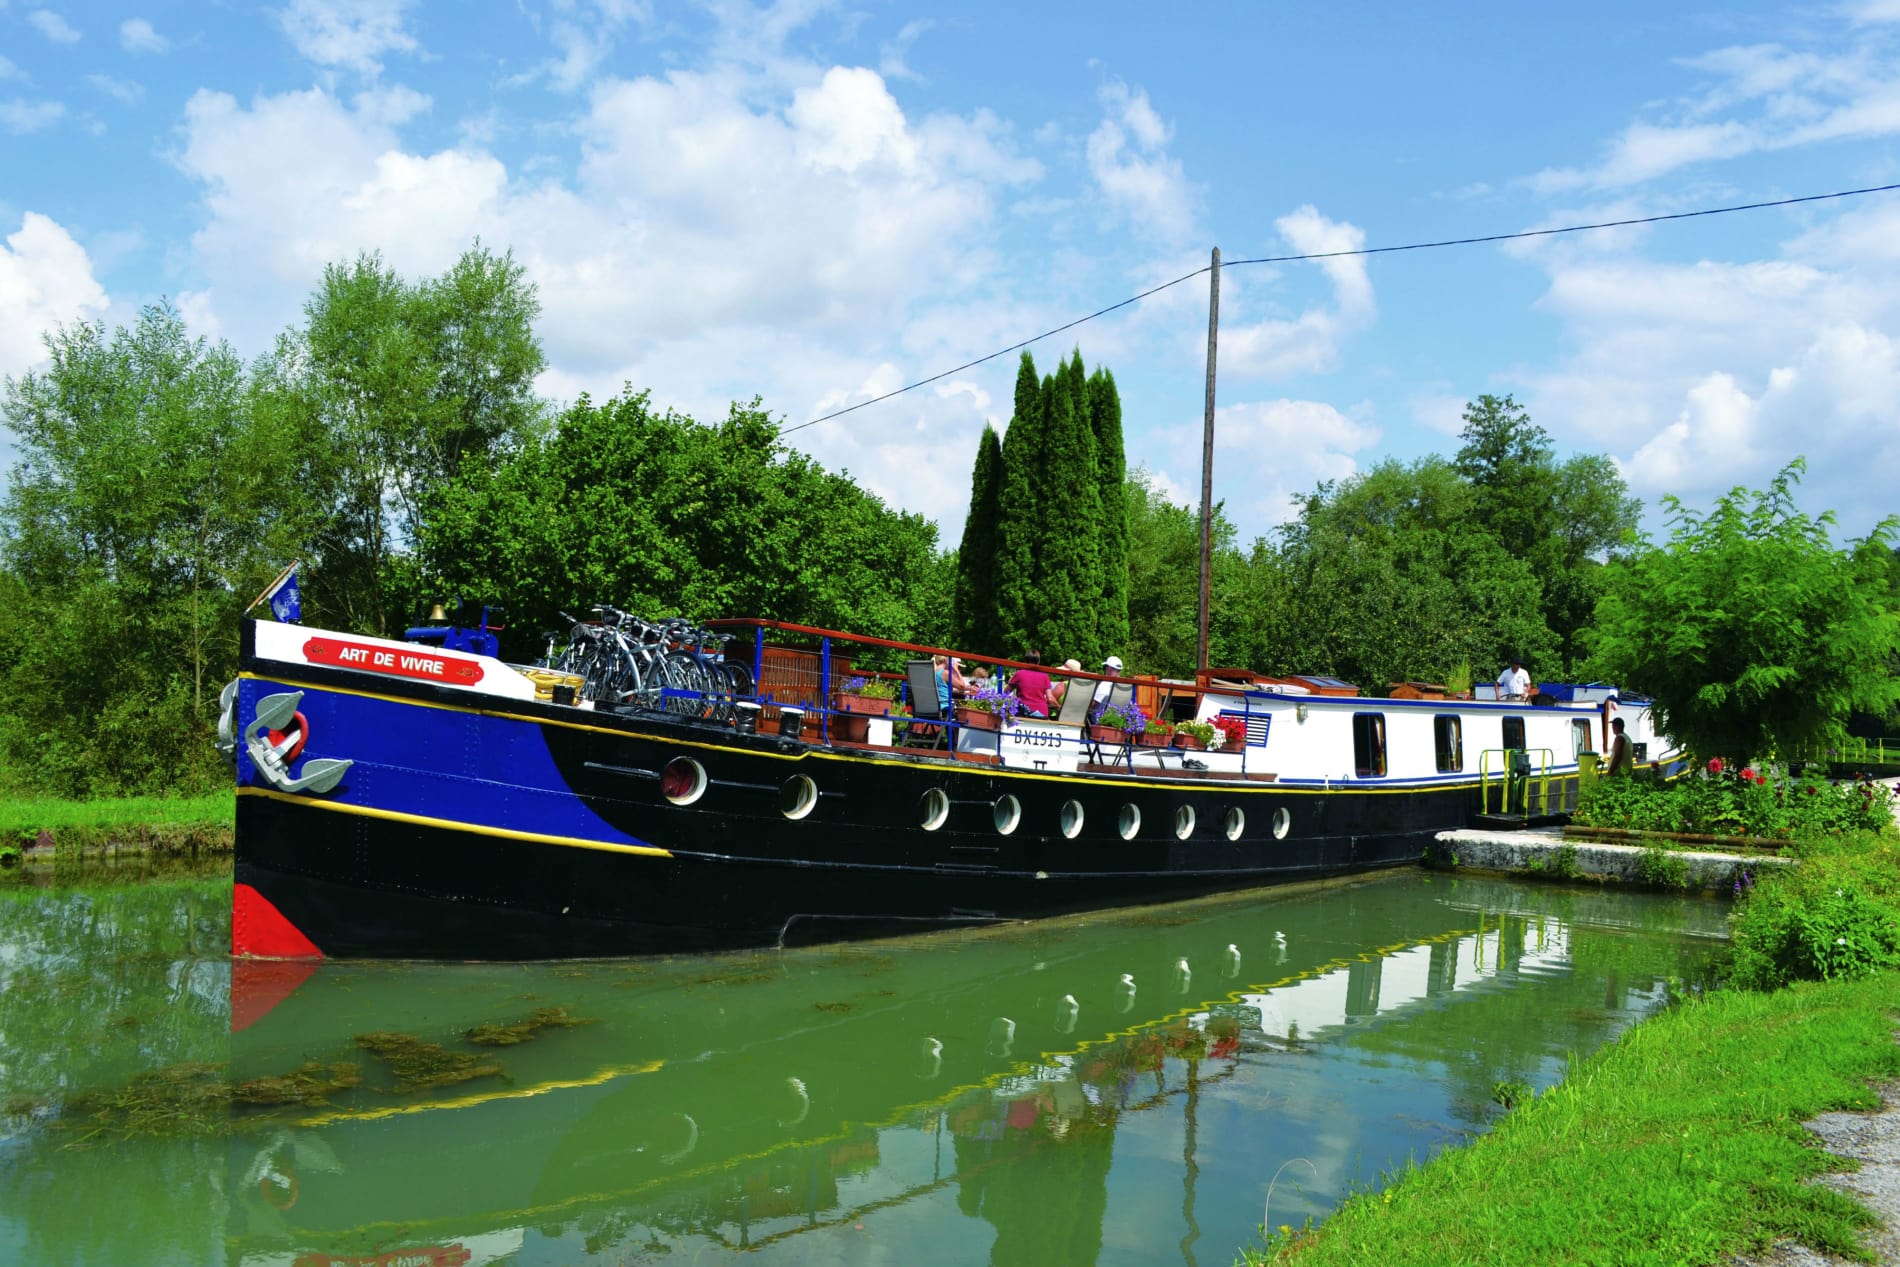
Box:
1707;757;1725;774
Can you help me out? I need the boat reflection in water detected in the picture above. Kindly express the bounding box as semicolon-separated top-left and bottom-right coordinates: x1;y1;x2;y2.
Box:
226;873;1728;1266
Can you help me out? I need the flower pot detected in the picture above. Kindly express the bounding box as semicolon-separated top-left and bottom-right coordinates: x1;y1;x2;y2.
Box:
1088;724;1128;745
836;693;892;717
955;705;1000;731
1172;733;1206;751
1138;731;1169;748
832;713;869;743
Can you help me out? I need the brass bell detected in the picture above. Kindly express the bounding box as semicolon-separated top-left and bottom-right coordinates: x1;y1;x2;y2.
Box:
428;602;447;621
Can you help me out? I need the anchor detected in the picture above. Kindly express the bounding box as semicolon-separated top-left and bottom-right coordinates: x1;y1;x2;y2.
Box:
245;691;352;795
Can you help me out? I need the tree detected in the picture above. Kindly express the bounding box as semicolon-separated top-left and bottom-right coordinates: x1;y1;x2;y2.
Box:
992;352;1044;651
1453;393;1638;673
423;391;947;660
0;304;298;794
1258;458;1556;690
953;425;1004;654
1025;354;1103;663
1088;366;1129;656
256;242;545;634
1588;460;1900;766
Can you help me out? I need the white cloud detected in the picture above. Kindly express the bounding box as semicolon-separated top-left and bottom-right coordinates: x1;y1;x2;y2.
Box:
277;0;417;74
1086;81;1194;242
85;73;143;105
1219;206;1376;379
0;54;18;80
26;9;80;43
119;17;168;54
0;211;109;379
172;65;1040;507
0;98;63;134
1517;198;1900;536
879;17;932;84
1152;397;1380;534
1410;389;1468;436
1529;32;1900;191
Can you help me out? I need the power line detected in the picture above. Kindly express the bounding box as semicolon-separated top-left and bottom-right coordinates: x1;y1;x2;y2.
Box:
778;180;1900;437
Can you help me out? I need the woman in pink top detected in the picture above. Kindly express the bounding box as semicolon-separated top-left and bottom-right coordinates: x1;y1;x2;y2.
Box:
1011;650;1053;717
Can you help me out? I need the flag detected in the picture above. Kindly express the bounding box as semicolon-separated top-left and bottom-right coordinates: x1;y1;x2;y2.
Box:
247;560;302;623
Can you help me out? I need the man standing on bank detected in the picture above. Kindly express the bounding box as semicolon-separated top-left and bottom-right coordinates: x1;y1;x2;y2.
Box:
1604;717;1635;776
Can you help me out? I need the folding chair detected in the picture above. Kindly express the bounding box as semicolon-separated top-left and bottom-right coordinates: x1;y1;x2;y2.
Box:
1084;682;1135;768
905;659;951;751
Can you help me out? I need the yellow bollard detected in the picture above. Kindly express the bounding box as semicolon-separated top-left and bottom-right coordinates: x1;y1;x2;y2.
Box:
1578;751;1600;793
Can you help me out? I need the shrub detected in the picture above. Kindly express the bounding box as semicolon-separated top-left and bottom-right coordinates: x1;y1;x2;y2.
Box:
1728;832;1900;990
1574;767;1891;839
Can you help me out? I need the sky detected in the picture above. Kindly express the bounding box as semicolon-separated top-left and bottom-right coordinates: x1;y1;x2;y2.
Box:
4;0;1900;549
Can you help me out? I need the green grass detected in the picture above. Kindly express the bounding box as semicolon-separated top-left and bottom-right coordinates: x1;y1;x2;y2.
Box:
1243;973;1900;1266
1;791;234;865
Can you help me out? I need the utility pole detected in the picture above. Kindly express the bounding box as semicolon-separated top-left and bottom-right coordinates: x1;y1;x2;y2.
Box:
1198;247;1220;675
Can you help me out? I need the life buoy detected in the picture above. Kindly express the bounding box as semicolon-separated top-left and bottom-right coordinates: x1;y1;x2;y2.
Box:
259;1163;299;1210
266;711;310;764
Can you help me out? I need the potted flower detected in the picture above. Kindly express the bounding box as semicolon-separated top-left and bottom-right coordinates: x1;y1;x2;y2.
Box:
1139;717;1172;748
956;682;1019;731
836;675;900;717
1211;715;1248;751
1172;719;1216;750
1090;702;1145;745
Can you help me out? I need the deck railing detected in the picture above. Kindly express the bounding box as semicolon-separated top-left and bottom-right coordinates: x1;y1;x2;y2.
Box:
1478;747;1556;816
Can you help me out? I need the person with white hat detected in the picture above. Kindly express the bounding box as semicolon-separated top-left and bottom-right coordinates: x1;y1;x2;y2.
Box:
1090;654;1125;720
1048;657;1085;711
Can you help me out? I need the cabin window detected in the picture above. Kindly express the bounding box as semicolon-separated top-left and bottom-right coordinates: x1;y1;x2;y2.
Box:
1501;716;1526;751
1434;716;1463;773
1352;713;1387;777
1572;719;1594;758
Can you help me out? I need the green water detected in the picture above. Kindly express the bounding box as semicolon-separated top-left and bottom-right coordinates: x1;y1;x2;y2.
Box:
0;870;1731;1267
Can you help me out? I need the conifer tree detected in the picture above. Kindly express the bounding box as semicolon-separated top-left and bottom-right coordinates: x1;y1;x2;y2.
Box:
1026;366;1103;662
953;424;1005;653
1088;366;1130;656
993;352;1045;650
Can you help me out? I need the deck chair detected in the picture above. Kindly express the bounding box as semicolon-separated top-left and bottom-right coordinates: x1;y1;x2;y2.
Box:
904;659;950;751
1053;678;1094;726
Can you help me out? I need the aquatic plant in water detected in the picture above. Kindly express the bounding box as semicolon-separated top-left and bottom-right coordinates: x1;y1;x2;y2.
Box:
466;1006;594;1046
355;1032;504;1091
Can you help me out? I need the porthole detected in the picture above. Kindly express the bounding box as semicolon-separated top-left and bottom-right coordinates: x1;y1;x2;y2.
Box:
780;775;818;820
660;757;707;806
993;794;1022;836
1272;806;1291;840
1223;807;1245;841
1174;806;1196;840
1060;800;1085;839
1118;803;1141;840
920;788;949;831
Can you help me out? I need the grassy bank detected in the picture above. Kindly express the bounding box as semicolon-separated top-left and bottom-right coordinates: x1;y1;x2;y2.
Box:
2;790;234;861
1248;826;1900;1266
1246;972;1900;1266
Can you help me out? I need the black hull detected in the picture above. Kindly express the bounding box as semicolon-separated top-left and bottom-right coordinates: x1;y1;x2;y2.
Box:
233;638;1518;960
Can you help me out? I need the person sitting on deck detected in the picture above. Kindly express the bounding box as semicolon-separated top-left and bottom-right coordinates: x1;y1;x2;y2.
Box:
1496;657;1532;701
931;654;968;714
1089;655;1125;723
1048;658;1083;711
1604;717;1635;776
1012;650;1052;718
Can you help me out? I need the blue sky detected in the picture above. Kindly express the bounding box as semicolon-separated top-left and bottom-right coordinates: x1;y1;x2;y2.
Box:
4;1;1900;547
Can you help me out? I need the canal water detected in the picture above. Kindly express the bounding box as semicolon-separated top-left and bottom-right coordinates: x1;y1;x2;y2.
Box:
0;867;1730;1267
